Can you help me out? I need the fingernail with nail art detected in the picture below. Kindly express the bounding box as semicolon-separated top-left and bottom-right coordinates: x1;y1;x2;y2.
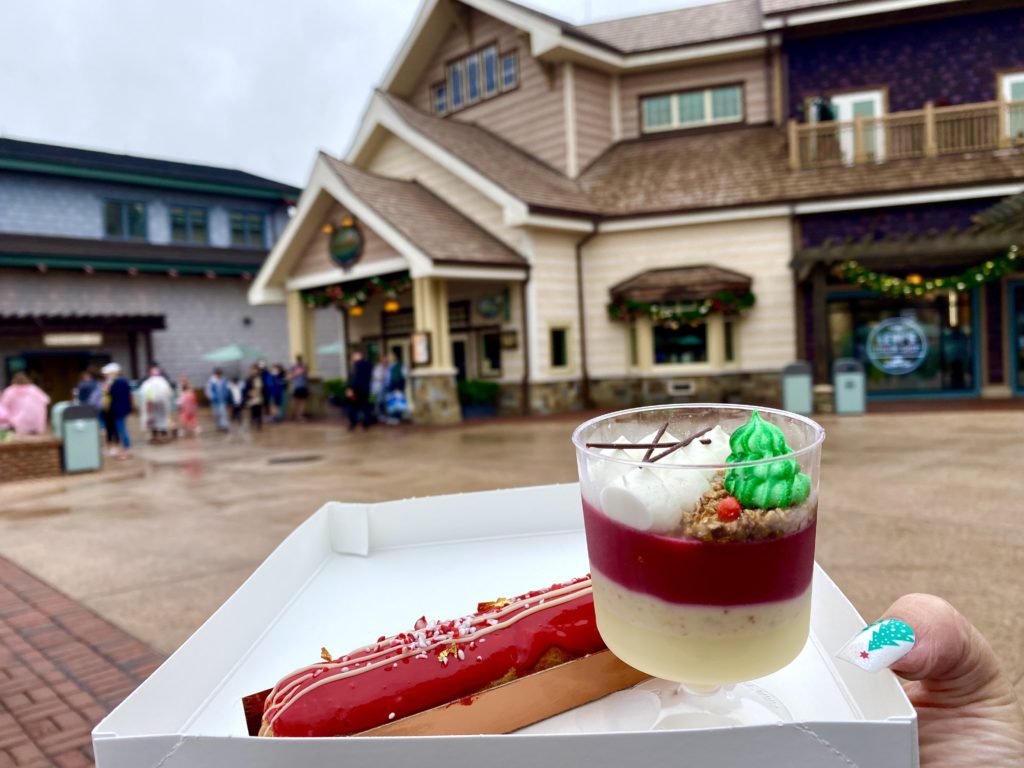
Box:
836;618;916;672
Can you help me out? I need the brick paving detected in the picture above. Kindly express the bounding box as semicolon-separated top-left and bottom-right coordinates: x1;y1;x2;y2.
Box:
0;556;163;768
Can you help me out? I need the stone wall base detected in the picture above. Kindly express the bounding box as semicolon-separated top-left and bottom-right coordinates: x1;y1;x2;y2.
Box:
0;436;63;483
411;373;461;425
589;372;783;411
498;381;585;416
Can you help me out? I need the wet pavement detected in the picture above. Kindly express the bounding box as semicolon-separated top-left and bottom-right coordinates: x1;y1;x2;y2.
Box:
0;406;1022;748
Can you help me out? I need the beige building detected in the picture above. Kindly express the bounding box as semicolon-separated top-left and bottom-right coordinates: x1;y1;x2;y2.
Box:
252;0;1024;422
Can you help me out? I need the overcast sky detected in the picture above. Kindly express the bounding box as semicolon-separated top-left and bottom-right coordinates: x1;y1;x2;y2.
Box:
1;0;701;188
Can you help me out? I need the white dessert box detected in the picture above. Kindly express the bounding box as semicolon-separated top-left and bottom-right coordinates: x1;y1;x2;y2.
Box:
92;484;918;768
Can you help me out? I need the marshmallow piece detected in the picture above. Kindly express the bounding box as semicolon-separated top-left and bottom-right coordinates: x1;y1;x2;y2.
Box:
678;425;732;477
600;465;711;533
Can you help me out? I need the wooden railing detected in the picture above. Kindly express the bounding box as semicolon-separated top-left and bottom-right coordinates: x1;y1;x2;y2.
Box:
788;99;1024;169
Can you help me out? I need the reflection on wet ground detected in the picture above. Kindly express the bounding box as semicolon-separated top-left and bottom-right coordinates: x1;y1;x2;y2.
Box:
0;409;1022;700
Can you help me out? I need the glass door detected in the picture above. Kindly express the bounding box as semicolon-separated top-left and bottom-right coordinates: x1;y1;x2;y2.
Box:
832;90;885;163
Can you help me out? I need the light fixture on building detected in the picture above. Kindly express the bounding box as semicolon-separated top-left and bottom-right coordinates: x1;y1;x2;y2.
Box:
321;223;334;234
906;273;923;285
348;305;364;317
383;297;400;313
341;216;353;228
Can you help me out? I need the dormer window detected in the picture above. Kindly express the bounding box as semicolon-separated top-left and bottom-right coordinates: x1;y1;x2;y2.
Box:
641;84;744;133
433;44;517;116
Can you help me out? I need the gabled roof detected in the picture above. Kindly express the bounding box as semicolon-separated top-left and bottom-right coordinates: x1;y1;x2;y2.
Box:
577;0;763;53
249;152;528;304
322;157;526;268
0;138;299;200
381;93;599;215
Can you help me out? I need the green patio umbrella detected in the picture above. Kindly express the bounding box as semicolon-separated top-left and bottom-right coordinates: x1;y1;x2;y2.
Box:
316;341;344;355
201;344;266;363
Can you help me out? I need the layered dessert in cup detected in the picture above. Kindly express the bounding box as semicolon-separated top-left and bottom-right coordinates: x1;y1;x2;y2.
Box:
572;404;824;687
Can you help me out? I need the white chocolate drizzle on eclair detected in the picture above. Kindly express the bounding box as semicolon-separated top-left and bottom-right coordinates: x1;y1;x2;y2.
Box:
264;578;593;728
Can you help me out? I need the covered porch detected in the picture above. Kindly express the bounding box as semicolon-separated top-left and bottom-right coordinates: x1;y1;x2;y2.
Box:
249;154;529;424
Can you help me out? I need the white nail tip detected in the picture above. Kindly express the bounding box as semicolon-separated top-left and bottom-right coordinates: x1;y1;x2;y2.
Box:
836;618;916;672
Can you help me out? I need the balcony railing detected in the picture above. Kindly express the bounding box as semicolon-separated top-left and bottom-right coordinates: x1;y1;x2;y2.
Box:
788;99;1024;169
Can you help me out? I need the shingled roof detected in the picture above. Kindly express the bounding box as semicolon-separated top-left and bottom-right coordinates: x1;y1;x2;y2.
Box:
760;0;854;14
579;127;1024;217
0;138;299;198
323;155;527;269
576;0;763;52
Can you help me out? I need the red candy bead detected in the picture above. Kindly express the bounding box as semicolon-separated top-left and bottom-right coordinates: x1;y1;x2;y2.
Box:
717;496;742;522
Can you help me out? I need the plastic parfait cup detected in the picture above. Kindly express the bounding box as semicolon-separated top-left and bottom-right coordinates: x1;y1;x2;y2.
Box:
572;404;825;687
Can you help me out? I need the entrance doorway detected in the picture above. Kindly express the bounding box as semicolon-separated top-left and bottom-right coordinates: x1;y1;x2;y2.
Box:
827;290;978;396
451;334;470;381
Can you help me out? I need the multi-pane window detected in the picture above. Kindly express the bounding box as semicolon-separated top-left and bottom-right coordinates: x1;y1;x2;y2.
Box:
170;206;208;244
500;51;518;91
641;85;744;133
434;44;515;115
103;200;146;239
482;46;498;97
230;211;265;248
480;331;501;377
653;322;709;364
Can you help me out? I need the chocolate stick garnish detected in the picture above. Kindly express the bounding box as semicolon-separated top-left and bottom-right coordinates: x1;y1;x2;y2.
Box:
648;426;714;464
586;442;681;449
642;421;670;463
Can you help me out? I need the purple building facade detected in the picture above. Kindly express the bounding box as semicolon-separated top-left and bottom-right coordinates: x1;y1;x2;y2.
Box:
785;5;1024;399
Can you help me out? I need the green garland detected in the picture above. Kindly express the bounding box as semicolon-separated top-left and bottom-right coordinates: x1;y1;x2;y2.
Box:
608;290;755;325
836;247;1019;297
302;273;412;309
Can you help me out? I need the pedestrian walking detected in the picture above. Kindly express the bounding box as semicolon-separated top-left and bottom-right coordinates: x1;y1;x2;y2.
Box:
384;352;408;423
176;376;199;437
74;369;102;411
227;376;244;424
140;365;174;442
244;364;264;431
288;355;309;421
101;363;133;459
0;372;50;435
370;354;389;421
346;349;373;431
205;368;230;432
271;364;288;423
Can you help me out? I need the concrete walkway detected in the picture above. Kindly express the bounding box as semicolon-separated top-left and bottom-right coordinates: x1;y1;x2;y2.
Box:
0;406;1022;765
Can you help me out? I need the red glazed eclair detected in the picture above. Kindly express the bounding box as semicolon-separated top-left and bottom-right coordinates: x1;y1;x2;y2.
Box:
260;577;603;737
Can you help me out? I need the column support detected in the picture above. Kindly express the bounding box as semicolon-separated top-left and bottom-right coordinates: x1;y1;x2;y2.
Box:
286;290;316;375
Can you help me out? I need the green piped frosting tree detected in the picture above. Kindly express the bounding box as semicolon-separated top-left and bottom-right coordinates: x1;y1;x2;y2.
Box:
724;411;811;509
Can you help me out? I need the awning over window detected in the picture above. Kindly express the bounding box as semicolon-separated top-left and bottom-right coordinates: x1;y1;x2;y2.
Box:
610;265;753;304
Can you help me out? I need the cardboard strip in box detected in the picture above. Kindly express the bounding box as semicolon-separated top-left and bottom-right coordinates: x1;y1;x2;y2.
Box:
93;485;918;768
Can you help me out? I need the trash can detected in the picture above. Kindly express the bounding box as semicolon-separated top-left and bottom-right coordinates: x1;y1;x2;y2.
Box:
781;361;814;415
55;404;102;473
833;358;866;415
50;400;74;436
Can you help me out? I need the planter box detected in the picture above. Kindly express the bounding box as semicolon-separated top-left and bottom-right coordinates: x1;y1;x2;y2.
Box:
0;436;62;482
93;484;918;768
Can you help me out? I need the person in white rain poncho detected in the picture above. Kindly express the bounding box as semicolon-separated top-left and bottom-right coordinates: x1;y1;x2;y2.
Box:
139;365;174;442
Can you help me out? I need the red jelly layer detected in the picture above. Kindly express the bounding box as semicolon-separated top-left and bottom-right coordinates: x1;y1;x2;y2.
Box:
266;584;603;737
582;499;815;606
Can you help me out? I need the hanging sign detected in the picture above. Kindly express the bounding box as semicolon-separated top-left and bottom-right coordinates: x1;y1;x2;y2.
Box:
328;221;364;269
866;317;928;375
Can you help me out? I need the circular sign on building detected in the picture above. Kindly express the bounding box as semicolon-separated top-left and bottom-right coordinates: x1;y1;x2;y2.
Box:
328;222;364;269
866;317;928;375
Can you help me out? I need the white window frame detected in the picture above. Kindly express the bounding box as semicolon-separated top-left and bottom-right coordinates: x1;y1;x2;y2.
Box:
432;83;448;115
500;51;518;92
630;314;740;373
465;52;482;105
447;60;465;110
1000;72;1024;141
641;85;744;134
548;324;573;373
482;45;499;98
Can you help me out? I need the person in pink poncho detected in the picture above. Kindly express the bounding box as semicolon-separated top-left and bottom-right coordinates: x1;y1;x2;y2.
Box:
176;376;199;437
0;372;51;435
